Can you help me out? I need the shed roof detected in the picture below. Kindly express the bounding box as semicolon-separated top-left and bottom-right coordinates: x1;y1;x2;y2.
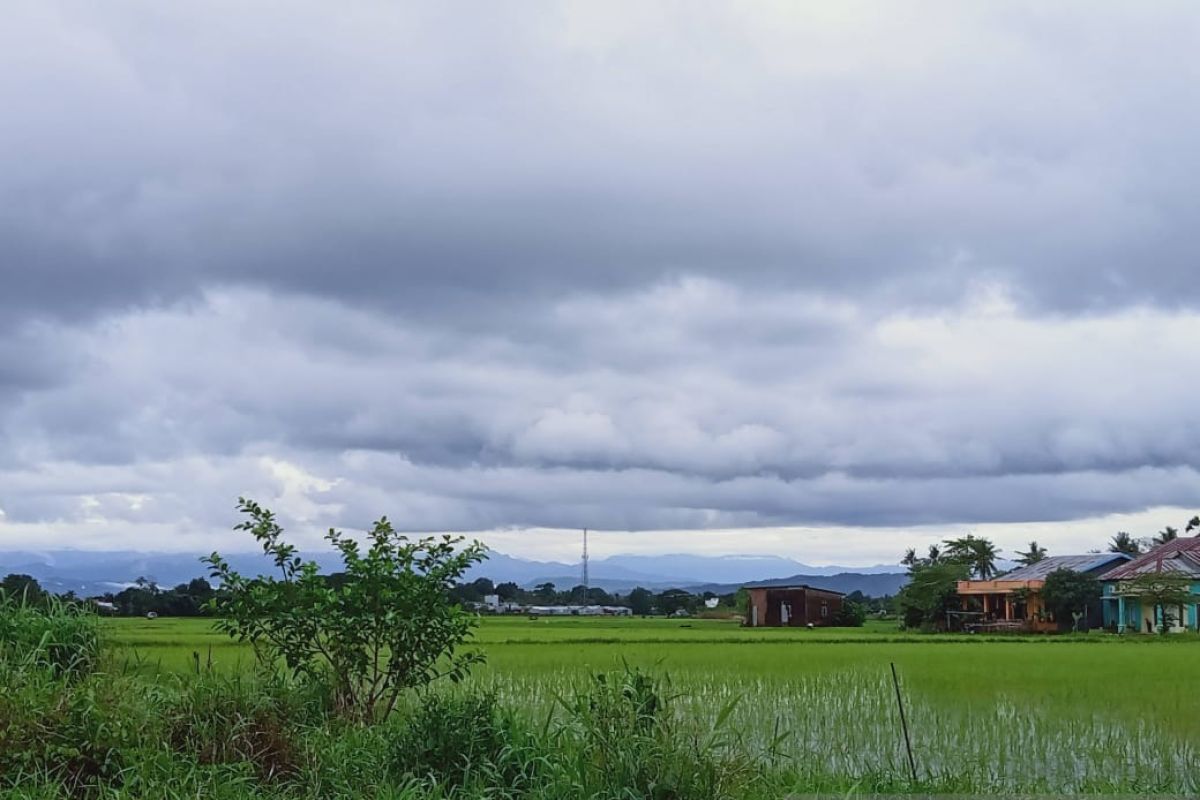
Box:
1098;538;1200;581
742;583;845;596
999;553;1130;582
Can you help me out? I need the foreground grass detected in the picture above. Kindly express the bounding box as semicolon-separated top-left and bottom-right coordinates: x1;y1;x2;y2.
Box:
82;615;1200;795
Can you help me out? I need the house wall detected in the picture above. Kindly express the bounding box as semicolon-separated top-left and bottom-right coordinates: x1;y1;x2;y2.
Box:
1101;581;1200;633
746;588;843;627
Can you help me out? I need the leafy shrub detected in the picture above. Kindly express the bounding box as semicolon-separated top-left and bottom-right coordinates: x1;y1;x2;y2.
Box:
205;498;487;721
831;600;867;627
895;561;970;630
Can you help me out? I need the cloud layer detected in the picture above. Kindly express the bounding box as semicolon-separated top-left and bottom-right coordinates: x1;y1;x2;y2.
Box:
3;2;1200;557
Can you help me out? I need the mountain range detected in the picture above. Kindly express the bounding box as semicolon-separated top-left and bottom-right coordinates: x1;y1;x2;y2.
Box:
0;549;907;597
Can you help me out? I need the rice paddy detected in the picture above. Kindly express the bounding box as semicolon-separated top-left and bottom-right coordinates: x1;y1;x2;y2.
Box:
103;615;1200;794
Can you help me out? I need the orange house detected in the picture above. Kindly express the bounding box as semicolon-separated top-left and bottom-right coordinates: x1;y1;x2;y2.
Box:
956;553;1130;632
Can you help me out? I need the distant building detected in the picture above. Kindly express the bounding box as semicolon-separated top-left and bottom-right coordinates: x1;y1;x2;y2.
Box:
743;584;844;627
956;553;1129;632
525;605;631;616
704;597;720;609
1098;538;1200;633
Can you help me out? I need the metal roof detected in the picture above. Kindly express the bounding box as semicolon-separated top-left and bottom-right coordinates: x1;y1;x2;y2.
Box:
1099;538;1200;581
741;583;845;595
999;553;1130;582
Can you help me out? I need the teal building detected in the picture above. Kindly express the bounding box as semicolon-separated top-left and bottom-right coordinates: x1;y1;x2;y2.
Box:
1099;538;1200;633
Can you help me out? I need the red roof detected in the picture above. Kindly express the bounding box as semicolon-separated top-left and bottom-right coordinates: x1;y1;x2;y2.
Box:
1098;537;1200;581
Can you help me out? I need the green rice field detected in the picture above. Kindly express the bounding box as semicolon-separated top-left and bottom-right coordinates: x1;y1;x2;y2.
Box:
104;616;1200;794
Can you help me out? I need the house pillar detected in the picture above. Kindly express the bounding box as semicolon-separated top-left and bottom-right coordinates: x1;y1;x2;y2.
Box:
1004;596;1012;620
982;595;990;615
1117;596;1125;633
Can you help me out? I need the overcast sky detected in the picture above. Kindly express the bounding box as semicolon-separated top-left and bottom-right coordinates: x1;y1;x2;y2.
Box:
3;2;1199;565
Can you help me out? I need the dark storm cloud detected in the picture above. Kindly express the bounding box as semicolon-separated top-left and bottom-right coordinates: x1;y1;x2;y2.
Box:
3;2;1200;549
6;2;1200;332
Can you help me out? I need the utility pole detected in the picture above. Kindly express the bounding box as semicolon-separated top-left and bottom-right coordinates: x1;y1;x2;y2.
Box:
581;528;589;592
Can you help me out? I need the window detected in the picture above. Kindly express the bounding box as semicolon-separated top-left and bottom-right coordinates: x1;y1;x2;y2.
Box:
820;601;829;618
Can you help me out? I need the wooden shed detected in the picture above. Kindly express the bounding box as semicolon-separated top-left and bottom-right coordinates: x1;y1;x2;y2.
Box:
743;583;844;627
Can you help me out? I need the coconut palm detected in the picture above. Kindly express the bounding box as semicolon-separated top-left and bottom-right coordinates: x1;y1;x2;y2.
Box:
1153;526;1179;546
1186;516;1200;536
943;534;1000;579
1014;541;1048;567
1108;532;1141;556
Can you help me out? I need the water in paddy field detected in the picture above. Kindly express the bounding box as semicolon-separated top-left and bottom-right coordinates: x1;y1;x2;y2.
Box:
471;668;1199;794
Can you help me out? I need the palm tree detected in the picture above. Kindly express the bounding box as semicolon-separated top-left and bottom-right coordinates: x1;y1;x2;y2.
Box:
943;534;1000;579
1108;532;1141;556
901;548;918;568
1014;541;1048;567
1153;526;1179;546
1186;516;1200;536
970;538;1000;579
926;544;942;564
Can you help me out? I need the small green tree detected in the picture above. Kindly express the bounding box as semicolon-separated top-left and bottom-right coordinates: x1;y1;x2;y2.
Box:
655;588;693;616
1041;569;1100;631
1118;572;1193;634
0;574;48;608
831;599;866;627
895;561;969;630
627;586;654;615
205;498;486;720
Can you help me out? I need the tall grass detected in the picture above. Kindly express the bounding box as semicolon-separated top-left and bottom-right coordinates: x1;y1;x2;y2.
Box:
0;593;100;677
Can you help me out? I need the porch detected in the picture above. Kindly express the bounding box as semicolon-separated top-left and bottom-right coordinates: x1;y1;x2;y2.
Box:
955;579;1057;632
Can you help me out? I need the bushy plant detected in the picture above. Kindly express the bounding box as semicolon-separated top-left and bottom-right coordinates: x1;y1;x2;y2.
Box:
0;593;100;678
831;600;867;627
386;690;541;795
551;666;757;800
1041;569;1100;630
205;498;487;721
895;561;970;630
0;669;142;796
161;671;323;783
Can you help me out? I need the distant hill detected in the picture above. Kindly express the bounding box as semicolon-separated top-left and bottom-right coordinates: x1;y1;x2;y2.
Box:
688;572;909;597
0;549;907;598
0;550;345;597
591;553;901;582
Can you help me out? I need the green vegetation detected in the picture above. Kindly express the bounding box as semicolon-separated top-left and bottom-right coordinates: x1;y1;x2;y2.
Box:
4;601;1200;797
204;498;485;720
94;616;1200;794
1041;568;1101;631
5;503;1200;798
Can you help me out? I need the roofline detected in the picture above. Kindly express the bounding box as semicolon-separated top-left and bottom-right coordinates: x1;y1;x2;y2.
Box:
1098;538;1200;581
741;583;846;595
